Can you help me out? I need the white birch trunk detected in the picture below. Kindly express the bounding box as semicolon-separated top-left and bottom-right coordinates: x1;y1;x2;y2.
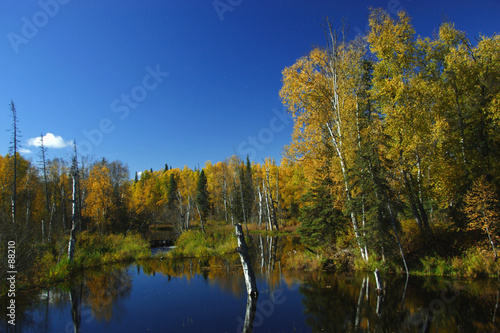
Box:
263;180;272;230
68;175;77;261
186;196;191;231
257;183;263;226
223;178;228;223
235;224;258;297
486;225;498;259
326;122;367;261
388;202;409;275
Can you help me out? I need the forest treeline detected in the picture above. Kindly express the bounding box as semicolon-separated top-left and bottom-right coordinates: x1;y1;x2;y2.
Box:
1;9;500;278
279;10;500;268
0;148;302;277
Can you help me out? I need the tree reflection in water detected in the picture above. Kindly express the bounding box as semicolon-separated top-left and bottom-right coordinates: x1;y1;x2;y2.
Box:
83;266;132;322
69;281;83;333
4;236;500;332
241;295;258;333
299;272;500;332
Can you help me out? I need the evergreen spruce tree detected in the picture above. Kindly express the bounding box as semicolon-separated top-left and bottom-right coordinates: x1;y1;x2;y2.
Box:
195;169;209;233
167;173;177;209
299;166;346;248
243;156;254;223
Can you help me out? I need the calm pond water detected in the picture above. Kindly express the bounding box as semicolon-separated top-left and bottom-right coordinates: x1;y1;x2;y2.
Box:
2;236;500;332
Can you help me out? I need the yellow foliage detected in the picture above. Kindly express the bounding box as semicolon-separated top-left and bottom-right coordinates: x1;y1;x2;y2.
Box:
83;164;114;233
463;176;500;234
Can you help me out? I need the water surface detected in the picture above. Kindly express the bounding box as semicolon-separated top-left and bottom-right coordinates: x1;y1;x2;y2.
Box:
2;236;500;332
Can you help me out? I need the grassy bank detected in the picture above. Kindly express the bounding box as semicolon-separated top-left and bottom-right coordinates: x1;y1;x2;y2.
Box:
280;220;500;277
166;227;238;259
282;245;500;278
1;232;150;295
413;247;500;278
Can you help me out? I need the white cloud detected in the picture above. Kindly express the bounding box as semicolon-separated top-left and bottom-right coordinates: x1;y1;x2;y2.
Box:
19;148;32;154
27;133;72;149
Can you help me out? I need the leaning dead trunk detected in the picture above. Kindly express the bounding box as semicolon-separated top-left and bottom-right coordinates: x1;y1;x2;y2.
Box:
235;224;258;297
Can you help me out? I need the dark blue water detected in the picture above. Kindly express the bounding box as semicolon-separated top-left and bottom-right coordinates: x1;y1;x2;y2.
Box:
5;262;309;333
2;235;500;332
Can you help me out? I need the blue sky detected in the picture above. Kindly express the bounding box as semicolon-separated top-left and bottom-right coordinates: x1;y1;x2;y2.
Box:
1;0;499;176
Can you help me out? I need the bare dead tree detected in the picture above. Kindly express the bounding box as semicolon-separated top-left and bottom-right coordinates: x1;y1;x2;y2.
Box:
39;133;50;242
68;142;79;262
8;101;20;224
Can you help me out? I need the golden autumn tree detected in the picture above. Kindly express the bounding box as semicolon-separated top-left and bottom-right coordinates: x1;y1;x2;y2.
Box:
280;21;371;259
432;26;500;215
368;10;436;231
463;175;500;258
204;161;228;222
279;159;307;220
84;163;114;234
430;22;474;209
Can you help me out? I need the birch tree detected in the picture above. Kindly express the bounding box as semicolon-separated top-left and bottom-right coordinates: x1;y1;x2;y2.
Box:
280;22;369;260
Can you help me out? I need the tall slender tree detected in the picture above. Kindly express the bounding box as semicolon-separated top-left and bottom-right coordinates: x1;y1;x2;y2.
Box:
280;20;369;259
68;142;79;261
8;101;20;224
39;133;50;242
